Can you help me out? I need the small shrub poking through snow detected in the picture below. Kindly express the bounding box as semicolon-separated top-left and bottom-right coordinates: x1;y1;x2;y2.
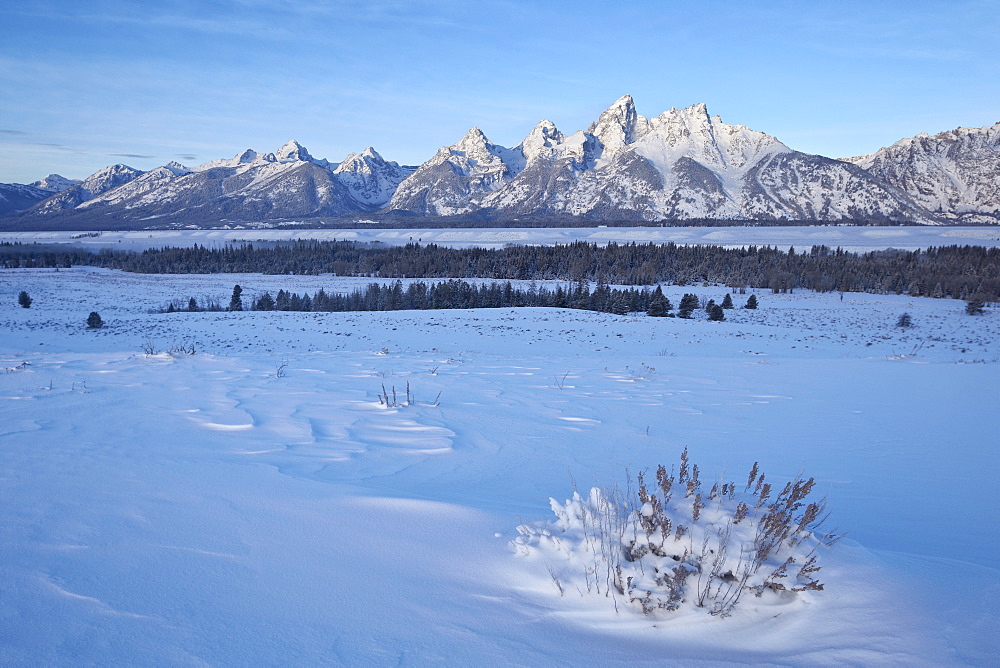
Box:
513;448;840;618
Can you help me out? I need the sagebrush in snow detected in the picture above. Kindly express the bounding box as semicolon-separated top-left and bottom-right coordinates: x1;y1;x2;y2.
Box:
513;448;840;618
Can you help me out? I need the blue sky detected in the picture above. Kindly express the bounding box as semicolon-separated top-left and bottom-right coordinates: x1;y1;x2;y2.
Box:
1;0;997;183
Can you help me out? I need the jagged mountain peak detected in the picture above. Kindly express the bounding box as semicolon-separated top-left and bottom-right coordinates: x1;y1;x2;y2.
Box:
588;94;648;154
91;163;140;177
162;161;190;175
333;146;414;208
653;102;715;127
30;174;80;192
520;120;566;160
636;102;788;173
334;147;390;174
276;140;313;162
453;127;494;153
595;94;638;119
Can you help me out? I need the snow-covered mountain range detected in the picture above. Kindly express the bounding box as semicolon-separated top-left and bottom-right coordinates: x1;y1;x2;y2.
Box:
2;97;997;225
2;141;414;222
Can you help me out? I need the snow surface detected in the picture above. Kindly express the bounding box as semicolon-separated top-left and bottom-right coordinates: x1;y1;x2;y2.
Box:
0;267;997;665
2;224;1000;253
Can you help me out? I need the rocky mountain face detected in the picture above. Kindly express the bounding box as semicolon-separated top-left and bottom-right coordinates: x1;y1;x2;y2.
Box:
333;147;414;208
844;123;1000;223
2;97;995;227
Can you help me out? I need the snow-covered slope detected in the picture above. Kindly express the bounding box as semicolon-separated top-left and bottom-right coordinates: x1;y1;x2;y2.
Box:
844;123;1000;223
393;95;933;222
0;267;996;664
0;183;51;215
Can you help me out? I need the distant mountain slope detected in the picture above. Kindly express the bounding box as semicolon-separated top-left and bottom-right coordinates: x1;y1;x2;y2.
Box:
844;123;1000;223
0;183;51;216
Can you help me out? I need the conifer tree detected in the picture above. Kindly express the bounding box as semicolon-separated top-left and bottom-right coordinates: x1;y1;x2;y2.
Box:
17;291;32;308
87;312;103;328
678;293;699;319
965;298;985;315
646;286;670;317
254;292;276;311
745;295;758;309
228;285;243;311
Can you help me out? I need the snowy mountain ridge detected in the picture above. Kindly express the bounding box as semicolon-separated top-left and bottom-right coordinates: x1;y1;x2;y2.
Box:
843;122;1000;223
3;96;996;225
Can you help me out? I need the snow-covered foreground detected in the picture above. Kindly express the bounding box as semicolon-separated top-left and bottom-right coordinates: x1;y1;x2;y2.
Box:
1;268;997;665
3;224;1000;252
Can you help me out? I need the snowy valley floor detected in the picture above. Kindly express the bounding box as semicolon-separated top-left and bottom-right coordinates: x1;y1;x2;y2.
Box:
1;268;998;666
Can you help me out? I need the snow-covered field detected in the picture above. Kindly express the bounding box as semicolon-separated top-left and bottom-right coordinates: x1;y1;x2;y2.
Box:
3;224;1000;252
1;267;997;665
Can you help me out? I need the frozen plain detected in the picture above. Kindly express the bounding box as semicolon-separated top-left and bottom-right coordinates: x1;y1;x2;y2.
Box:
3;224;1000;252
1;267;998;666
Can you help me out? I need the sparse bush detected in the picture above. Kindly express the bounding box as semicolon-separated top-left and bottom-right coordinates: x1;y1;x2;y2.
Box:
167;342;196;356
18;291;32;308
377;382;412;407
87;312;103;329
513;449;839;619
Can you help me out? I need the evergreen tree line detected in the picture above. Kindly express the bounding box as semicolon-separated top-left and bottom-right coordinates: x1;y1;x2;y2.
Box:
2;240;997;301
162;280;749;319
